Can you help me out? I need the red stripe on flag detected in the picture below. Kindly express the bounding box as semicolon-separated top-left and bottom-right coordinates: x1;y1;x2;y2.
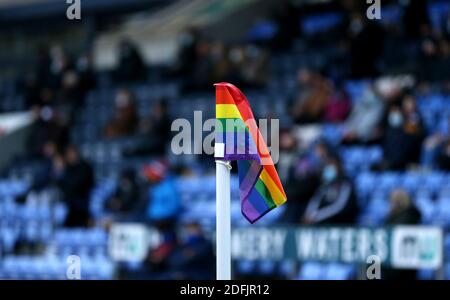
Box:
215;83;236;104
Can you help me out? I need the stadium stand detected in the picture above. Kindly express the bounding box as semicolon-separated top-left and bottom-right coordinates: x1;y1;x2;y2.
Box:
0;0;450;280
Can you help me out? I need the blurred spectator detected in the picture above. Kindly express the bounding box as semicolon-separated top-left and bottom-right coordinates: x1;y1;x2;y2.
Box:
226;45;247;85
141;160;181;277
104;89;139;139
145;226;178;276
270;0;301;51
145;160;181;224
277;129;300;182
30;141;60;191
323;81;351;123
23;72;43;108
302;154;358;225
209;41;232;83
55;146;94;227
24;45;93;121
49;44;73;89
26;106;69;159
342;86;384;144
115;39;147;83
34;45;52;88
187;39;214;91
381;104;407;169
178;34;269;91
281;139;331;223
347;13;384;78
383;189;421;280
402;0;430;39
123;99;171;157
291;69;332;124
164;222;214;279
173;27;202;77
422;115;450;169
386;189;421;225
76;51;97;92
237;44;270;87
402;94;426;137
56;70;84;124
419;26;443;81
105;168;140;214
380;95;425;170
23;76;56;109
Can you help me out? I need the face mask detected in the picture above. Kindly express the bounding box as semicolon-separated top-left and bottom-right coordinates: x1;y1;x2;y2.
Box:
322;165;337;183
388;112;403;128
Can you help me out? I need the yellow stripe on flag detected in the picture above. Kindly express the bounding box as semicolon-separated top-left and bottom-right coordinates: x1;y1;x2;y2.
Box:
216;104;242;119
259;169;287;206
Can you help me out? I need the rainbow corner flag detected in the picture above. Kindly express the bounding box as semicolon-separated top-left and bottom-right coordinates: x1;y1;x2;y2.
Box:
215;82;287;223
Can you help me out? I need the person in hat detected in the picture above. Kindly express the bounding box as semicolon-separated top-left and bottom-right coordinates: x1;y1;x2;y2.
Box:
142;160;182;275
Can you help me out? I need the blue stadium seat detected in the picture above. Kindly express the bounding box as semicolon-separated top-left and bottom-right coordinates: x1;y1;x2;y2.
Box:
236;260;256;275
344;80;371;102
401;173;422;193
0;227;17;253
434;197;450;226
297;262;325;280
53;203;68;225
424;173;445;191
247;20;278;42
428;2;450;32
415;196;436;225
258;261;277;275
321;124;344;145
325;263;355;280
359;193;389;226
356;172;376;197
301;12;344;36
378;173;400;190
279;260;296;277
379;5;402;25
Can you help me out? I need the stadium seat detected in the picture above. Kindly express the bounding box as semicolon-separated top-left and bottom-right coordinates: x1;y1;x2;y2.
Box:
297;262;325;280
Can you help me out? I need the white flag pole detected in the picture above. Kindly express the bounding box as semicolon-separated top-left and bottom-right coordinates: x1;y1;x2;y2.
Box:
215;157;232;280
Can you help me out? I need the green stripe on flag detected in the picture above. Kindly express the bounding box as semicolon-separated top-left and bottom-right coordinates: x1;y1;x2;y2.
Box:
216;118;248;133
254;179;277;209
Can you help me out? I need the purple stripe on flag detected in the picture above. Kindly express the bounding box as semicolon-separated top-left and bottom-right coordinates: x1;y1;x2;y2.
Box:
241;198;260;223
239;160;261;202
